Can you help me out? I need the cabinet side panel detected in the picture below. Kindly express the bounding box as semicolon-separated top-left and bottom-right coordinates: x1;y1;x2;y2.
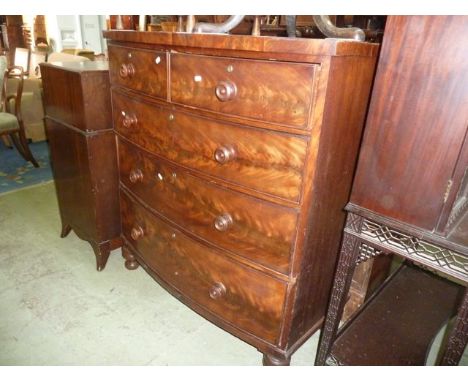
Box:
287;54;377;347
82;71;113;131
88;132;121;242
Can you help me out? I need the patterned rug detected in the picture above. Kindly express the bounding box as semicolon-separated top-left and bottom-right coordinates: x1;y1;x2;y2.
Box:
0;140;53;195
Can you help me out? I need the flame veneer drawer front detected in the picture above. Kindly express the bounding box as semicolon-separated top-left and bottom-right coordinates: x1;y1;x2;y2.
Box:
120;190;288;345
170;53;317;129
118;138;298;275
113;90;308;202
108;44;167;99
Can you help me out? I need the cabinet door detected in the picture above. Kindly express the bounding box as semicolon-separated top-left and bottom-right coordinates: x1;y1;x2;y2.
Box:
441;134;468;245
351;16;468;231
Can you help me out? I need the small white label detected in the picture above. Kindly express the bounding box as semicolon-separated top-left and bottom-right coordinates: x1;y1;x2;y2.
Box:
194;75;202;82
157;173;164;181
155;56;161;64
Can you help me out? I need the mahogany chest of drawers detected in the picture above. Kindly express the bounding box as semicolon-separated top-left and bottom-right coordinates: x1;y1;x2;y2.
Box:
104;31;378;365
41;61;121;271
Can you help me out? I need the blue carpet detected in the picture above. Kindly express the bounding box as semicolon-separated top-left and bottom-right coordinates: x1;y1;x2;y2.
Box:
0;140;53;194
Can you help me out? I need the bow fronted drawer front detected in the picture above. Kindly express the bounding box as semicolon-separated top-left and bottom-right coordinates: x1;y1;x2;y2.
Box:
121;190;288;345
170;53;317;129
109;44;167;99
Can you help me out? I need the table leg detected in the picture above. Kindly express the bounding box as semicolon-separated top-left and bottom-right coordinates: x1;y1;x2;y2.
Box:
315;232;361;365
440;288;468;365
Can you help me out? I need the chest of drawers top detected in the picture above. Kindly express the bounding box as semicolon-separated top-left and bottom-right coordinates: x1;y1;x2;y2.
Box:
103;31;378;59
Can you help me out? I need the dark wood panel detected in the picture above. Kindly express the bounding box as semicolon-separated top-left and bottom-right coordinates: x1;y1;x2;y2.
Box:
113;90;308;202
88;133;121;243
171;52;317;128
286;54;378;346
41;65;86;130
46;118;96;241
108;44;167;99
118;138;298;275
41;62;112;132
120;190;288;345
82;72;113;132
351;16;468;230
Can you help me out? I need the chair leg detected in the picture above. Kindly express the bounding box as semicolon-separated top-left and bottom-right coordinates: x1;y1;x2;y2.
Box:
14;125;39;167
9;133;27;157
1;135;12;148
315;232;361;365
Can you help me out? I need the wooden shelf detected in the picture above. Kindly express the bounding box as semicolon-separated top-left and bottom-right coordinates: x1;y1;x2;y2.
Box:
328;264;463;365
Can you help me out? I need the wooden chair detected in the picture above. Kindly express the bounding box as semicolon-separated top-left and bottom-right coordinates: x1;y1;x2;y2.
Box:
0;66;39;167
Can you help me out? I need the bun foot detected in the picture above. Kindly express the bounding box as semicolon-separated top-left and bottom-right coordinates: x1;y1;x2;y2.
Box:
122;246;139;270
125;259;139;270
262;353;291;366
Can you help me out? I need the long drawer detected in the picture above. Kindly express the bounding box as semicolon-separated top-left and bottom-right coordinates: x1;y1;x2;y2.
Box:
113;90;308;202
108;44;167;99
170;53;317;129
120;190;288;345
118;138;298;274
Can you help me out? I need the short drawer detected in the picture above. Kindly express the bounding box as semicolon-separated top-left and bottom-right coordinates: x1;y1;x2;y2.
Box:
108;44;167;99
119;139;298;274
121;190;287;345
113;90;308;202
170;53;317;129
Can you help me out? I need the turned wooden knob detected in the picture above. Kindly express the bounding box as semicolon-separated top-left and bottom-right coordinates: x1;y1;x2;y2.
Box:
214;145;236;164
209;282;226;300
214;213;233;232
119;63;135;78
129;169;143;183
131;226;144;240
122;113;138;128
215;81;237;102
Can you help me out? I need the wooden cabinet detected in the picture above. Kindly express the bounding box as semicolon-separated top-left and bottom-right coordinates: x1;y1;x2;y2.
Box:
351;17;468;234
316;16;468;366
104;31;378;365
41;61;121;271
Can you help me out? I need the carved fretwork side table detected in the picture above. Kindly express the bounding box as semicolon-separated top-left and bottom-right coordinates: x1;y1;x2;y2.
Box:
315;207;467;365
315;16;468;366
